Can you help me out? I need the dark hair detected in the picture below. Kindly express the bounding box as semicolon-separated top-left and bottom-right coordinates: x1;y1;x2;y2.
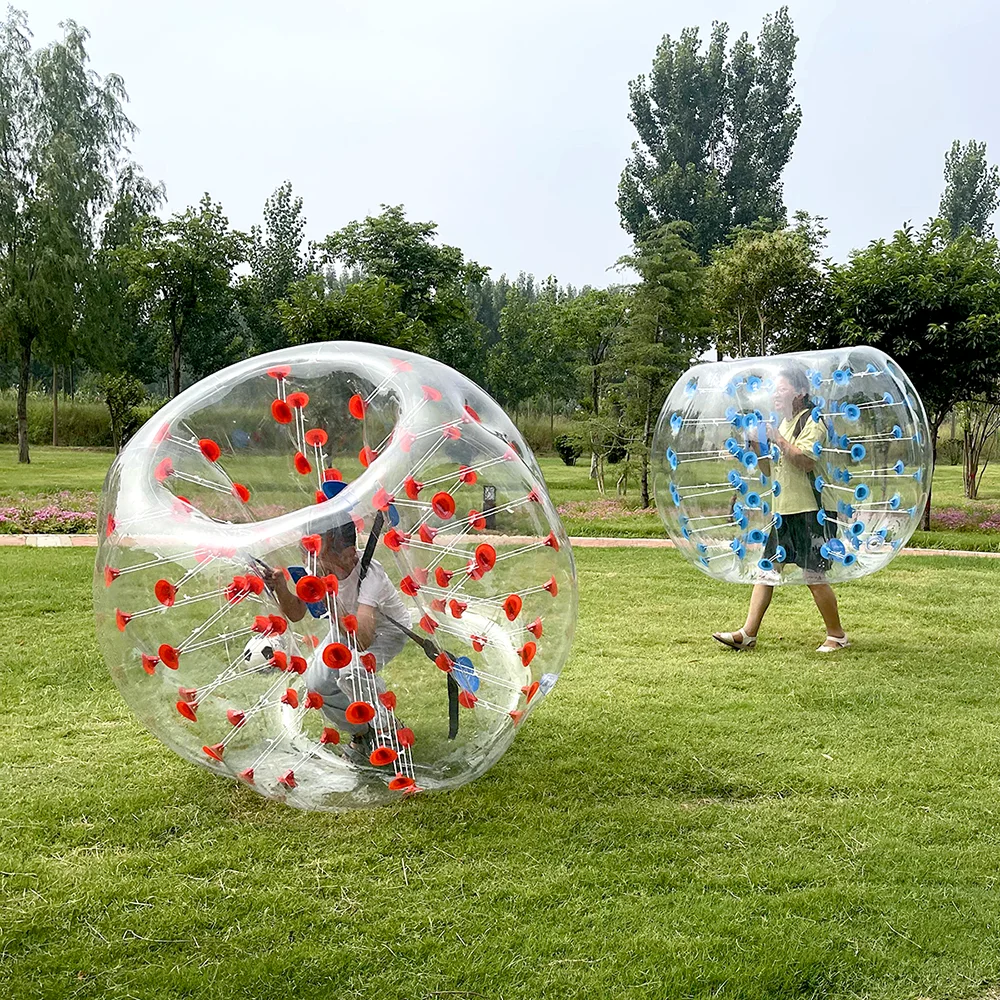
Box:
776;365;811;414
325;520;357;552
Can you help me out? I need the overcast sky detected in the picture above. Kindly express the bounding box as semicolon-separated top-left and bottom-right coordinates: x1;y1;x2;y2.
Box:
25;0;1000;288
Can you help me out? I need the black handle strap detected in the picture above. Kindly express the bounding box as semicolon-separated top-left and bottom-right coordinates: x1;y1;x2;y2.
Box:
381;611;461;741
446;674;460;740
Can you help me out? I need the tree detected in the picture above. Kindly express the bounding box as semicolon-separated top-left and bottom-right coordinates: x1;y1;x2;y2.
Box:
241;181;313;354
465;273;511;350
102;370;145;451
939;140;1000;239
117;195;247;397
82;164;165;384
0;11;134;463
611;224;711;507
553;287;628;477
707;212;831;357
277;272;426;351
486;285;545;413
959;393;1000;500
618;8;801;260
321;205;488;382
828;220;1000;527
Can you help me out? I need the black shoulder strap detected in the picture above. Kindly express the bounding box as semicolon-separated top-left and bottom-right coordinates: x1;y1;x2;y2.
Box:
790;407;811;441
358;510;384;584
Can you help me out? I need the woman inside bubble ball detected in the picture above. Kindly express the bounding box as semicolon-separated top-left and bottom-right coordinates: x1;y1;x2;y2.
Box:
712;366;850;654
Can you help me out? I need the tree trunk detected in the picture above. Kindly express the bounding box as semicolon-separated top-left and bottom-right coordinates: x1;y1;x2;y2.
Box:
17;339;31;464
921;420;941;531
589;368;600;481
52;367;59;447
172;330;182;398
640;395;653;509
171;310;182;398
549;393;554;436
964;425;978;499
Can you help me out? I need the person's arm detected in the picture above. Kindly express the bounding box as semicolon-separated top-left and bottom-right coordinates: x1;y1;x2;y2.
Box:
354;604;377;650
772;427;818;472
260;567;307;623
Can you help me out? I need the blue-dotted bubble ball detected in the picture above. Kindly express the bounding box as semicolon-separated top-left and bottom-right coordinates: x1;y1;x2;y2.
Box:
653;347;931;585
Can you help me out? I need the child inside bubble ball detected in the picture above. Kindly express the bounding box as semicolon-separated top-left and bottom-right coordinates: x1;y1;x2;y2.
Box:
260;521;410;755
713;366;850;654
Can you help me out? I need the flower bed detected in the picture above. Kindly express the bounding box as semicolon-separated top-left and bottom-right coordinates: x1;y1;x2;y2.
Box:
930;504;1000;532
0;491;99;534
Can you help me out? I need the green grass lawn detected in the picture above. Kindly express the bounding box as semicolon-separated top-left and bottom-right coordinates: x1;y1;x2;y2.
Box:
0;443;113;495
3;445;1000;550
4;546;1000;999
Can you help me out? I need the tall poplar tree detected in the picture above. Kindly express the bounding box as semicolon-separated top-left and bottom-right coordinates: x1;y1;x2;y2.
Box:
618;8;801;260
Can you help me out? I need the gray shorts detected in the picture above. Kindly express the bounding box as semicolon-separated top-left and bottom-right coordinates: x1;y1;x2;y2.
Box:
302;627;408;734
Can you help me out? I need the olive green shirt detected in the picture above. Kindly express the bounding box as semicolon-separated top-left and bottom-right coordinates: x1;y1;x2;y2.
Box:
773;414;826;516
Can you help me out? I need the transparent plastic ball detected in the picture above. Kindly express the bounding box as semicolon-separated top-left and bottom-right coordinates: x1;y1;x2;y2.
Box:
94;344;577;810
652;347;931;585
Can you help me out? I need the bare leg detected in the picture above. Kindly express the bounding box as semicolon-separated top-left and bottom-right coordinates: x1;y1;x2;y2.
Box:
740;584;774;639
807;583;845;642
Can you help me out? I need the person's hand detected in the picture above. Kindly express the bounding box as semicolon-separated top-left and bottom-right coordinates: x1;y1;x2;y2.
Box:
259;565;287;591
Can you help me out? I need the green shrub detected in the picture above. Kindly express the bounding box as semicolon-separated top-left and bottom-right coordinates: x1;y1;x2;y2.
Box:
509;410;578;454
0;393;166;448
553;432;584;466
0;397;113;447
938;437;963;466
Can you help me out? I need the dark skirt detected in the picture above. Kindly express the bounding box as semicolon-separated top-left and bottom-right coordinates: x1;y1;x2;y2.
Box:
763;510;831;574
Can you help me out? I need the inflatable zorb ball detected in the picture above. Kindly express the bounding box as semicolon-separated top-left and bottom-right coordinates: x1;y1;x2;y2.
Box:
94;344;577;810
652;347;931;585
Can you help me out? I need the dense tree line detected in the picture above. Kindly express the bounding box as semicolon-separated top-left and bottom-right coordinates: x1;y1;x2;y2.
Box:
2;7;1000;520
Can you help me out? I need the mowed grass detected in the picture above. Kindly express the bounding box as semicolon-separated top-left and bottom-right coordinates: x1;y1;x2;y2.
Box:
3;547;1000;999
3;444;1000;550
0;444;113;495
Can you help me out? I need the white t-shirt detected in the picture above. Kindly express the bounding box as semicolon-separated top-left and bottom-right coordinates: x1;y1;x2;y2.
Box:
336;558;409;623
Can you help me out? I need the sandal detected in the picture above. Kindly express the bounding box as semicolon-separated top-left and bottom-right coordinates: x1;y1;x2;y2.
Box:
713;630;757;651
816;634;850;653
